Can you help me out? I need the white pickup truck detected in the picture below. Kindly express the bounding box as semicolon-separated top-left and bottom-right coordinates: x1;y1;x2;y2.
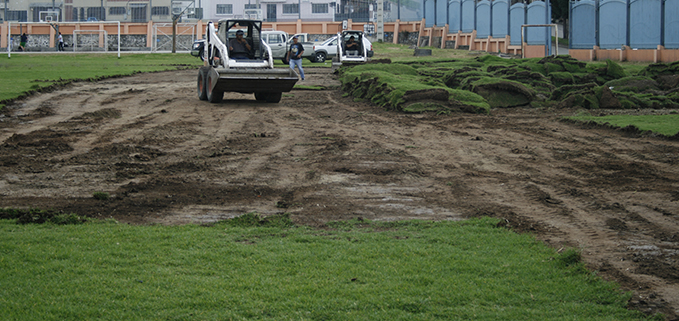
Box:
260;31;319;62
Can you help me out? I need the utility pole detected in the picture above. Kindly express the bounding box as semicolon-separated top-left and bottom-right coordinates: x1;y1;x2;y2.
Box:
172;13;178;53
376;0;383;42
172;0;195;53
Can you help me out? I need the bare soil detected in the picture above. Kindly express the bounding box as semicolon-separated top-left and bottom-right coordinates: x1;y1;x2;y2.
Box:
1;68;678;319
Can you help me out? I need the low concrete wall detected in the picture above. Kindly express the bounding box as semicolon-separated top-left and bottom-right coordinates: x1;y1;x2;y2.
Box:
3;19;679;61
568;45;679;63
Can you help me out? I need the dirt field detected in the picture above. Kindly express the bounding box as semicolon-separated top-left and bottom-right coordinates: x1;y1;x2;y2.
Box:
1;68;678;319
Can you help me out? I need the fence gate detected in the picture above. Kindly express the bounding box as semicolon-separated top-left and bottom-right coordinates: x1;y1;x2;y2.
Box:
152;23;197;52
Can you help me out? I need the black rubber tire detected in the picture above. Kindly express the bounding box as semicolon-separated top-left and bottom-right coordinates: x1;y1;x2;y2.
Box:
314;52;326;63
265;92;282;103
206;75;223;103
197;67;208;101
254;92;266;101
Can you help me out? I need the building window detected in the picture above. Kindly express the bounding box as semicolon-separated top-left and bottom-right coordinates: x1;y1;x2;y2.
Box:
109;7;126;15
283;4;299;14
86;7;105;20
152;6;169;15
312;3;328;14
244;4;260;9
7;10;28;22
216;4;232;14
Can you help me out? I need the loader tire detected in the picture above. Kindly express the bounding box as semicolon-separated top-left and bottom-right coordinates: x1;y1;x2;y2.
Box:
197;67;209;101
206;75;223;103
254;92;266;101
265;92;282;103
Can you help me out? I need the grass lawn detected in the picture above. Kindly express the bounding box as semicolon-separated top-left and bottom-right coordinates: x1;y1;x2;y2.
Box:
0;49;665;320
0;53;202;108
0;215;649;320
565;113;679;136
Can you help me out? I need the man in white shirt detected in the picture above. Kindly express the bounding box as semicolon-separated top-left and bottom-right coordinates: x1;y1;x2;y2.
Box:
58;32;64;51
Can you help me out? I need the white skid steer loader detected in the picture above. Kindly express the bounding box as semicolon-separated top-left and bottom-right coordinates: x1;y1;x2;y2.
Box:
332;30;371;71
197;19;299;103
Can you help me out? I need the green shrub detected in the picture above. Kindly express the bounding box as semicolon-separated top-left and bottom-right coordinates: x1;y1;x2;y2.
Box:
604;76;659;92
93;192;110;200
0;208;85;225
555;248;582;267
466;77;535;108
549;72;575;86
50;213;85;225
545;62;565;73
219;212;294;228
605;59;629;79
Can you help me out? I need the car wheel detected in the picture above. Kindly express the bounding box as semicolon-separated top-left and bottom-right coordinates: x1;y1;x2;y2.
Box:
254;92;266;101
197;67;209;101
315;52;326;63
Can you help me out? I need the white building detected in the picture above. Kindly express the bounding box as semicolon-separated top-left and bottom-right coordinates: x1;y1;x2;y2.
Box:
200;0;335;22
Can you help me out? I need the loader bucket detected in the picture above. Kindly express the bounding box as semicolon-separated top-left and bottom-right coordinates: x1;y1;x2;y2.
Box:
207;67;299;94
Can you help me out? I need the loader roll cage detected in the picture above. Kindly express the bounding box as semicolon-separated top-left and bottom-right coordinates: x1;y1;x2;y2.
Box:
204;19;275;69
336;30;369;64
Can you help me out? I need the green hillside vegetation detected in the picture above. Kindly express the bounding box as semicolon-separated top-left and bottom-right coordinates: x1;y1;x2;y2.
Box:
0;212;651;320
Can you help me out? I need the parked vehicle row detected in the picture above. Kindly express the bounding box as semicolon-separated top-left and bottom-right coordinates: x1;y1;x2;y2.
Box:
191;30;374;63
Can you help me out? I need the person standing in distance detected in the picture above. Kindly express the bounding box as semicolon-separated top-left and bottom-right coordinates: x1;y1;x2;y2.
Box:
57;32;64;51
19;33;28;51
287;36;305;81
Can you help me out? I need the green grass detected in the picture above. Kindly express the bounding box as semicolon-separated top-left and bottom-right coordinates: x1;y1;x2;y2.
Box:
0;215;649;320
372;41;478;63
566;113;679;136
293;84;326;90
0;53;202;108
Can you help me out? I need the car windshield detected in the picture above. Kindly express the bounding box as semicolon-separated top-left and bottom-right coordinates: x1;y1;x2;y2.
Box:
322;37;337;45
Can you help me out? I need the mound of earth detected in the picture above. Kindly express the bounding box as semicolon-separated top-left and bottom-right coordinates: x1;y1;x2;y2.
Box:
340;56;679;114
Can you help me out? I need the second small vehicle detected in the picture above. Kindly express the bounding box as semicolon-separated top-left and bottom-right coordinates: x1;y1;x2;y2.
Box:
312;31;373;63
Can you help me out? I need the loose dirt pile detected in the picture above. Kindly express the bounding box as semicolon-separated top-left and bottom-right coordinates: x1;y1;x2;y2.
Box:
1;68;678;319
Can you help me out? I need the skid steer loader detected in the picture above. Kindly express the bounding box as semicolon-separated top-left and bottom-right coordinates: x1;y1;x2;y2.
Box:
197;19;299;103
331;30;371;71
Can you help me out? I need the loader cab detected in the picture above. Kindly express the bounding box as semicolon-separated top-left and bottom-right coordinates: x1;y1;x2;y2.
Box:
337;30;372;64
217;19;264;60
340;31;365;56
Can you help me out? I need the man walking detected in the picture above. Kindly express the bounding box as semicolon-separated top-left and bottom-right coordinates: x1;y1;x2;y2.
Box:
58;32;64;51
286;36;305;81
